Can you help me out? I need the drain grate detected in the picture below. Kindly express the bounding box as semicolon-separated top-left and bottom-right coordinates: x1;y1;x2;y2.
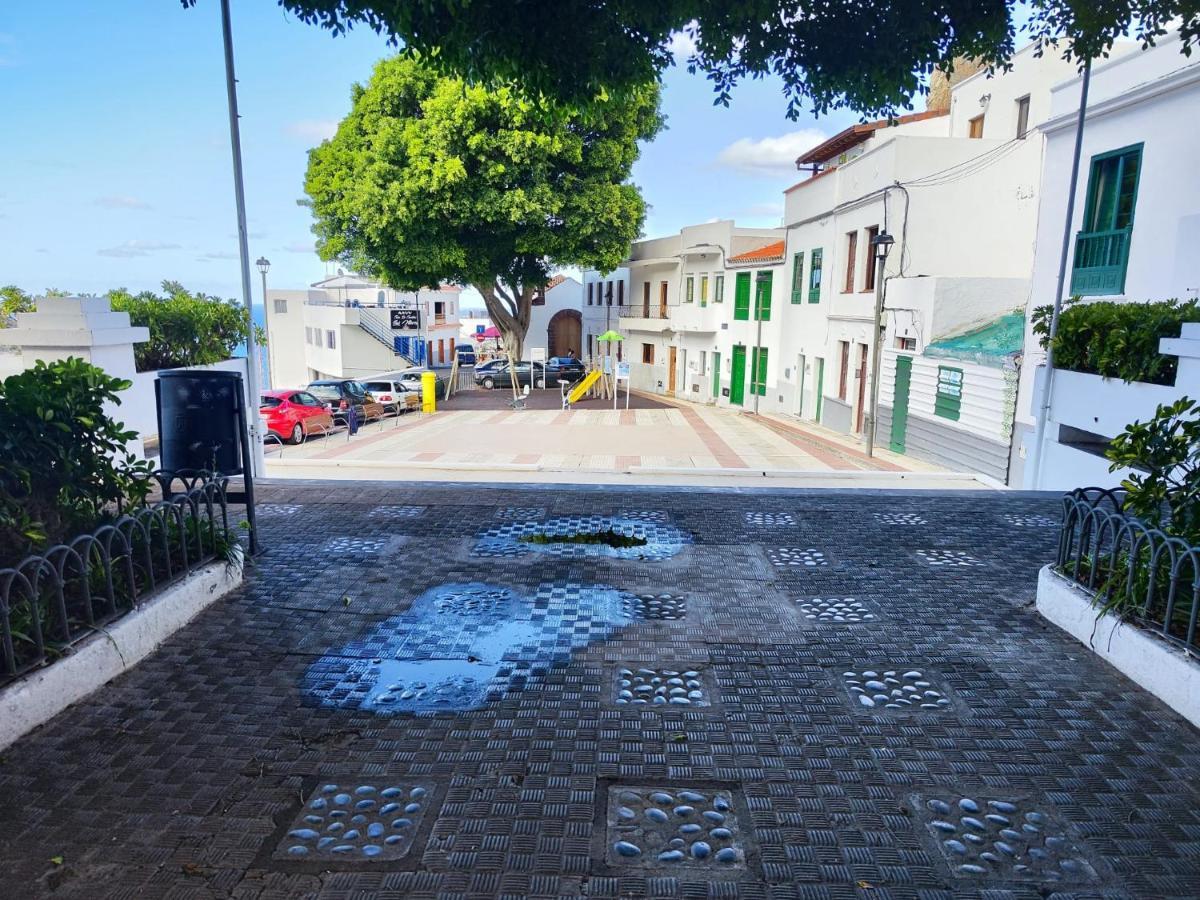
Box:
274;782;432;861
606;786;745;869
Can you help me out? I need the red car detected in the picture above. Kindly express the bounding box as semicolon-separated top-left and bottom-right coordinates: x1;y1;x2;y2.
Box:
260;389;335;444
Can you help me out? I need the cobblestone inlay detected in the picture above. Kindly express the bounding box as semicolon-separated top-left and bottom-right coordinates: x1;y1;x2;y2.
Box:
614;667;711;707
621;593;687;621
841;668;953;711
1003;513;1060;528
302;581;632;714
618;509;671;522
767;547;828;567
874;511;927;526
917;795;1101;884
606;786;745;868
494;506;547;520
744;512;796;526
367;504;426;520
275;782;432;861
256;503;302;517
472;514;691;560
324;536;387;555
796;597;876;623
917;548;981;567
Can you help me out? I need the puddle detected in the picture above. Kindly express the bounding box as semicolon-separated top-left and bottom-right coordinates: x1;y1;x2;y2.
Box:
473;515;692;560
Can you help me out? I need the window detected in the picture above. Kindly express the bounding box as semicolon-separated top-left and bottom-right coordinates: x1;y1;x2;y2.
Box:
790;252;805;303
969;114;985;138
617;280;624;306
587;334;593;357
753;271;772;321
325;329;336;349
733;272;751;320
714;274;725;303
273;298;287;314
808;248;823;302
532;288;546;306
750;346;769;396
863;226;879;291
935;366;963;420
434;301;446;321
843;231;857;293
837;340;850;401
685;276;695;303
699;275;709;307
377;290;386;304
642;343;655;364
606;282;613;306
698;350;706;376
1015;95;1031;139
1071;143;1143;296
587;283;594;305
895;336;917;351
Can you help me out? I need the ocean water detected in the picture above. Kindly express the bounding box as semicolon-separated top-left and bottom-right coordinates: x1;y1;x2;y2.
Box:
233;304;268;382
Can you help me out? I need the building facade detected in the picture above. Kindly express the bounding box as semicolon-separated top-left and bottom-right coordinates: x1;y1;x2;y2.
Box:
581;267;631;366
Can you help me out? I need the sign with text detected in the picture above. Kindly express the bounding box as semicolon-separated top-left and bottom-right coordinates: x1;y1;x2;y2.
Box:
530;347;547;364
389;309;420;330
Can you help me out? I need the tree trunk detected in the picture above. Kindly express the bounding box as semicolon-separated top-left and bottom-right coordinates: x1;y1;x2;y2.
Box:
475;280;535;395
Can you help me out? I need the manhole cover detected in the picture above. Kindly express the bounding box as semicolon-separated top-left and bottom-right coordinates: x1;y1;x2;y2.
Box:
606;786;745;869
274;782;433;861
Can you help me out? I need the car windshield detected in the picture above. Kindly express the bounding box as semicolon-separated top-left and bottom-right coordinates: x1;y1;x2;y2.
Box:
308;384;341;401
347;382;367;398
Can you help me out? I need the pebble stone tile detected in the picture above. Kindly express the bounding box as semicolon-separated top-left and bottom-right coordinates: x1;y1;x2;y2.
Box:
606;786;744;869
323;536;387;555
1004;512;1061;528
743;511;796;526
795;596;876;623
917;548;982;567
472;514;692;560
614;666;711;707
621;592;687;620
494;506;546;520
366;504;426;520
255;503;302;517
275;782;431;861
874;511;927;526
841;668;954;711
767;546;828;567
918;794;1101;883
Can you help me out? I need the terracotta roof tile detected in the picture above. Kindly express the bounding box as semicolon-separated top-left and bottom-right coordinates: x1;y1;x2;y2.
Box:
796;109;948;165
727;240;786;264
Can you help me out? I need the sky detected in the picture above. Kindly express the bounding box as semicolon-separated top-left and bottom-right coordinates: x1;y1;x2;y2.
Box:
0;1;869;308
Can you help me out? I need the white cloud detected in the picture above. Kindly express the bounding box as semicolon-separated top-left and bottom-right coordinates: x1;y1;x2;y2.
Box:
667;29;698;60
715;130;827;176
197;251;239;261
97;240;181;258
282;240;315;254
284;119;338;142
95;195;151;210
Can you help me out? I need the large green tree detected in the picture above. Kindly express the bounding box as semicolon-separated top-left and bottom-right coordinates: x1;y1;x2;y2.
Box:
304;54;662;362
182;1;1197;117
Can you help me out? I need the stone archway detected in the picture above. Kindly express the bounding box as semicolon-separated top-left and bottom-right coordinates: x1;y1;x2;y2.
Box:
546;309;582;358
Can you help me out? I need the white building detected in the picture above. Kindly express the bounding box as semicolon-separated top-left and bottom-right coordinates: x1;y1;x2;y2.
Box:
581;267;631;365
1015;34;1200;489
264;274;462;387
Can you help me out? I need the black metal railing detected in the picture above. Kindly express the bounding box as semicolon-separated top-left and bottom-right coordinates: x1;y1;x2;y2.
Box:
0;471;233;684
1057;487;1200;655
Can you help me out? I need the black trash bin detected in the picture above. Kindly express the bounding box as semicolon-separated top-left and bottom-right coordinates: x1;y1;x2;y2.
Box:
156;369;247;475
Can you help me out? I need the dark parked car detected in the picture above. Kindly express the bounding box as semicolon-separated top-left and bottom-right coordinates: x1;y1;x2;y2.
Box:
455;344;477;366
475;361;558;390
306;379;385;425
472;358;507;376
547;357;586;381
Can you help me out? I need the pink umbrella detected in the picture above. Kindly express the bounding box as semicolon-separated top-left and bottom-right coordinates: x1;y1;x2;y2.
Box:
474;325;501;341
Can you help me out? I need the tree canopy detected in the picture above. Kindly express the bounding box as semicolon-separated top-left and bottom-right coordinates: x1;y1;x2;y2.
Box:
304;54;662;360
181;0;1197;117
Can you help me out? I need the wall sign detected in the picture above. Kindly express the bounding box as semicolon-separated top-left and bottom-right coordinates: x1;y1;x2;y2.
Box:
390;309;420;330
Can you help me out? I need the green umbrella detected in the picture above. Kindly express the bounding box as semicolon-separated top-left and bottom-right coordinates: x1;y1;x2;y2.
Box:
597;330;625;342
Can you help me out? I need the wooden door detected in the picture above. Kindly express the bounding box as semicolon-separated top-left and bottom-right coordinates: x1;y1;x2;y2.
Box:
855;344;868;432
642;282;650;317
890;355;912;452
667;346;677;394
659;282;668;318
814;358;825;421
729;346;746;406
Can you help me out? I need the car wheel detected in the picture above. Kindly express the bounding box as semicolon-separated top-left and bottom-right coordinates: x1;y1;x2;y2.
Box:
289;423;304;444
482;377;495;389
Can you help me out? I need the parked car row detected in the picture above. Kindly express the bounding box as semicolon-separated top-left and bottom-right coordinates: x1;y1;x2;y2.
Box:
473;357;586;390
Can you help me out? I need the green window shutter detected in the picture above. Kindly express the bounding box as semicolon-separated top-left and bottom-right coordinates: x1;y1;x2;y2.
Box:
685;276;695;303
808;248;823;302
734;273;751;320
750;346;769;395
1071;143;1142;296
791;252;804;303
754;271;773;321
934;366;963;421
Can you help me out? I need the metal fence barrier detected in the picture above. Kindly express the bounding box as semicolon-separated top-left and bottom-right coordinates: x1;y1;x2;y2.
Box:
0;471;231;684
1057;486;1200;655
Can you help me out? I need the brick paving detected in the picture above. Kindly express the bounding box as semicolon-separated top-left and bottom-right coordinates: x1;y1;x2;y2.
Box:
3;482;1200;898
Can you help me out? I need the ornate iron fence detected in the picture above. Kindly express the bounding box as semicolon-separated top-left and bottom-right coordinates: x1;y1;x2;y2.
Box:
1057;487;1200;656
0;471;233;685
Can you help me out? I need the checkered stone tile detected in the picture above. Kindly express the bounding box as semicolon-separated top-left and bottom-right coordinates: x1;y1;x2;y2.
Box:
274;782;432;861
1003;512;1060;528
795;596;877;623
767;547;828;567
367;504;426;520
744;512;796;526
916;548;981;567
614;667;711;708
875;511;927;526
621;593;687;621
606;786;744;868
917;794;1101;884
841;668;954;712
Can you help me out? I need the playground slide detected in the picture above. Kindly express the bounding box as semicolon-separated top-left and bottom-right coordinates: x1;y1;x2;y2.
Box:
566;369;603;404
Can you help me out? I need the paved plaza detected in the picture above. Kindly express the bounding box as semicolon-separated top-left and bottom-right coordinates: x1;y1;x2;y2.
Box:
3;482;1200;898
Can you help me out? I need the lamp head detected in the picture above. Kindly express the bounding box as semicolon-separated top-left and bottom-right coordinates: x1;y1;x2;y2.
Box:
871;232;895;261
256;256;271;275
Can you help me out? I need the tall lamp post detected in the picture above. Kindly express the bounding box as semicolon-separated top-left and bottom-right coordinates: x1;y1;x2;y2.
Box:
256;256;272;389
864;231;895;457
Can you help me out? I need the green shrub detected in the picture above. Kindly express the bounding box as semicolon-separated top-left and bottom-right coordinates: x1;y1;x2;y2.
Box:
1032;297;1200;385
0;358;153;566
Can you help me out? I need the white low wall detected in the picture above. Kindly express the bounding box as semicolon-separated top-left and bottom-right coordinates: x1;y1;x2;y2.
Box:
0;559;243;751
1037;565;1200;730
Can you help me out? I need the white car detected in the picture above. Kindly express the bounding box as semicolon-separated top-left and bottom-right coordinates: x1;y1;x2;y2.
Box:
362;378;420;415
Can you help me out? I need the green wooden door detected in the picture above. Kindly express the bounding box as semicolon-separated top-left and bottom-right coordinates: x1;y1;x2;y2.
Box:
733;273;751;320
712;352;721;399
889;355;912;452
730;346;746;406
814;357;825;421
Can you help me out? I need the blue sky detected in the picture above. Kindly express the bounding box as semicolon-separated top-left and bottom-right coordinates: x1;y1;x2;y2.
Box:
1;1;866;306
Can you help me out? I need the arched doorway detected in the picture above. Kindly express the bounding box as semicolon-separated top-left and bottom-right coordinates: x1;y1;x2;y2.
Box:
546;309;582;358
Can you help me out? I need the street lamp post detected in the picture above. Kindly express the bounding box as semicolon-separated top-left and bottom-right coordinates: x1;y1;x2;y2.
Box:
256;256;272;389
753;271;770;415
864;231;895;457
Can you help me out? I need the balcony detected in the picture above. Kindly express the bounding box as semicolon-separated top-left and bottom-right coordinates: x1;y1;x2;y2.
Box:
619;306;672;333
1069;227;1131;296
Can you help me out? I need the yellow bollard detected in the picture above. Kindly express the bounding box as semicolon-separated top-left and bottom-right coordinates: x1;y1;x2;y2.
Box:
421;371;437;413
